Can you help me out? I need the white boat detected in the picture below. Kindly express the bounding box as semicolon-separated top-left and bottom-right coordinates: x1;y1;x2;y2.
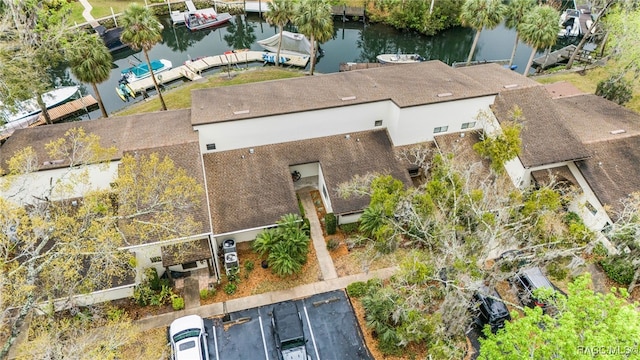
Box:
257;31;312;57
1;86;79;137
184;12;232;31
121;59;173;82
376;53;425;64
558;9;582;37
170;0;217;25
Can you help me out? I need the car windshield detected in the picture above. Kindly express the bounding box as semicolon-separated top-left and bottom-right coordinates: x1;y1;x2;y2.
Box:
281;338;305;350
173;329;200;343
178;340;197;351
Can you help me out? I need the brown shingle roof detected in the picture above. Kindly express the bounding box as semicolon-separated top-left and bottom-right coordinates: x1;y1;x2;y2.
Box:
544;81;585;99
191;61;531;125
203;129;412;234
455;63;539;93
576;136;640;219
491;86;590;168
0;109;196;171
554;94;640;144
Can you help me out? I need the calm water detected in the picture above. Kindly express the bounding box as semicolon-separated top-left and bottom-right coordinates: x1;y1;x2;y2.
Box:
61;14;555;119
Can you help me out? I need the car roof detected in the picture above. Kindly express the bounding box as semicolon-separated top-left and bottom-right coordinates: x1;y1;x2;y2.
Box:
170;315;204;337
477;285;509;315
273;302;304;343
520;267;553;289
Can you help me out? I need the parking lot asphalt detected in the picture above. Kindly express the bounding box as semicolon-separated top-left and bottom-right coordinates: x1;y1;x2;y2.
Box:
203;289;373;360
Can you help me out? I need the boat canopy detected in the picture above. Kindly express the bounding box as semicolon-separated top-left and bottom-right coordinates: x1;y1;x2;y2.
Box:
257;31;312;57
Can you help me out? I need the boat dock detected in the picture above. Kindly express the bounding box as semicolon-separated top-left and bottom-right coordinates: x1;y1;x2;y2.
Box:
532;45;594;70
127;51;310;94
215;1;365;19
0;95;98;142
339;62;384;72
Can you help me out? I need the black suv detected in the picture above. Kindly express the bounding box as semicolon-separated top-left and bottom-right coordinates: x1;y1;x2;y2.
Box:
271;301;311;360
513;267;565;310
472;285;511;333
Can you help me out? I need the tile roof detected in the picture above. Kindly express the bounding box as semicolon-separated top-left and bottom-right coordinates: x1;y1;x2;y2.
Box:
0;109;196;171
576;136;640;219
191;61;535;126
491;86;591;168
203;129;412;234
554;94;640;144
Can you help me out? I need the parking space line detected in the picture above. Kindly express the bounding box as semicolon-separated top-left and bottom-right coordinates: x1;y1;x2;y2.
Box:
212;321;220;360
258;314;270;360
302;304;321;360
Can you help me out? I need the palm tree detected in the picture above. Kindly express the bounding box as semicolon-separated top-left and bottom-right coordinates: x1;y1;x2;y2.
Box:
459;0;506;65
120;4;167;111
294;0;334;75
518;5;559;76
265;0;296;67
67;32;112;118
504;0;536;67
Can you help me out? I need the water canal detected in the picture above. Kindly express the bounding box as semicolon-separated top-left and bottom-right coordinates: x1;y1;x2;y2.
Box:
62;14;559;119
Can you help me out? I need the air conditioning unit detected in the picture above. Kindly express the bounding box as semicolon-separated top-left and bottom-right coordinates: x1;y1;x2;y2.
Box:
224;252;239;274
223;238;236;254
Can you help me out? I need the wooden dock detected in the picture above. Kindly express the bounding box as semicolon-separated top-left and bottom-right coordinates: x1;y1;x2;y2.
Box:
339;62;384;72
127;51;309;94
0;95;98;142
532;45;594;70
31;95;98;126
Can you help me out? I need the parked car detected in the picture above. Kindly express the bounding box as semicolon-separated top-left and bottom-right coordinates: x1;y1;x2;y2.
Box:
271;301;311;360
169;315;209;360
472;285;511;333
512;267;565;310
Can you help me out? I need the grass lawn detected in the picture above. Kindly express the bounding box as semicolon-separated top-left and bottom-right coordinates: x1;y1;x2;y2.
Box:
533;64;640;114
115;67;305;116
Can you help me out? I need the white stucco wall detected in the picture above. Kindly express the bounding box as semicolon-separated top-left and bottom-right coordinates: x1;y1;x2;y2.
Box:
504;157;527;188
290;162;318;177
338;212;362;225
390;97;494;146
1;162;119;205
213;227;267;247
196;101;395;153
318;163;333;213
565;162;613;231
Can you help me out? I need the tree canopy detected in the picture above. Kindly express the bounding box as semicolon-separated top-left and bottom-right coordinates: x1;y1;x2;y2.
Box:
0;127;204;357
479;274;640;359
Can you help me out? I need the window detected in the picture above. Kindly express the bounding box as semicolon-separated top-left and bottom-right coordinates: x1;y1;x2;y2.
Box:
461;121;476;129
408;167;420;177
374;120;383;127
585;202;598;215
150;256;162;263
182;261;198;270
206;143;216;150
433;126;448;134
322;185;328;199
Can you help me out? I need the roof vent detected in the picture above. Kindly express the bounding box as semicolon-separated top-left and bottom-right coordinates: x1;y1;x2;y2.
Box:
249;148;254;154
341;96;356;101
233;109;250;115
345;134;351;139
437;92;452;97
610;129;626;135
43;159;64;166
504;84;518;89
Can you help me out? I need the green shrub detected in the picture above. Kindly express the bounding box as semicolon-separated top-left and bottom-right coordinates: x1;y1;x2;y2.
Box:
172;296;185;311
326;238;340;251
339;222;359;234
254;214;310;277
600;255;635;285
297;195;305;217
224;282;237;295
150;285;173;306
244;260;255;272
226;267;240;283
303;218;311;236
346;281;368;298
325;213;337;235
546;261;569;281
133;283;154;306
200;289;209;300
591;242;609;261
596;75;633;105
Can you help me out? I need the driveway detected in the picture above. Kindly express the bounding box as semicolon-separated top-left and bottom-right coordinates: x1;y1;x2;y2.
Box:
203;290;372;360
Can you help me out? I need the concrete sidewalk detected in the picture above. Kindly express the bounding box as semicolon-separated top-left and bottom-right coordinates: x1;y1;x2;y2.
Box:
136;266;396;331
298;191;338;280
77;0;99;26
